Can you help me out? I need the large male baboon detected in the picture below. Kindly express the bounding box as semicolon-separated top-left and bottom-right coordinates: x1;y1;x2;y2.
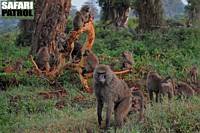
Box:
93;64;132;129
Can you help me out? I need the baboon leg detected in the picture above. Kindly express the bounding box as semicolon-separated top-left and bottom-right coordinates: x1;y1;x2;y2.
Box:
168;92;173;101
149;90;153;101
159;93;163;103
114;97;131;128
106;101;114;129
155;92;159;103
97;97;104;127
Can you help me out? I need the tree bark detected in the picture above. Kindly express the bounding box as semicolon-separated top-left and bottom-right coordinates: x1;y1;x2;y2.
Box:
99;1;130;27
136;0;164;32
31;0;71;55
186;0;200;26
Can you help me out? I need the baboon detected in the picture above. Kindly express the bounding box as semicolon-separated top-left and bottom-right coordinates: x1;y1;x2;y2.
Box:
71;42;82;62
3;59;23;73
73;5;90;30
14;59;23;72
190;84;200;95
175;82;195;98
82;50;99;74
146;71;172;102
121;51;133;70
189;66;198;84
130;86;145;122
93;64;132;129
159;79;174;101
35;47;50;71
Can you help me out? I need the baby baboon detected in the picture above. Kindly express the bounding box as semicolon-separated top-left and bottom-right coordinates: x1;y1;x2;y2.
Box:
93;64;132;129
146;71;172;102
189;66;198;84
121;51;133;70
35;46;50;71
82;50;99;74
73;5;90;30
130;86;145;122
175;82;195;98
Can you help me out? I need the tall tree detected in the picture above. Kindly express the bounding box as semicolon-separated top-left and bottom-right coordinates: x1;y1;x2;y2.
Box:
186;0;200;25
98;0;132;27
31;0;71;55
135;0;164;32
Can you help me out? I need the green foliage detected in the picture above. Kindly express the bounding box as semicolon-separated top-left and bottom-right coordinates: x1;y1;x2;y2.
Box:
94;26;200;78
0;24;200;132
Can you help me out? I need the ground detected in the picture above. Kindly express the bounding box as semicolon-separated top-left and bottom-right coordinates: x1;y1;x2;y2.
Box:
0;26;200;133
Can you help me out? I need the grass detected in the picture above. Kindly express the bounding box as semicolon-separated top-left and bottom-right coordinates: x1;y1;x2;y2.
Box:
0;24;200;132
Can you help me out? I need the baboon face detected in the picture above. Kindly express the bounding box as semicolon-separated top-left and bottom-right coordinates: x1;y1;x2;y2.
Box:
94;65;113;85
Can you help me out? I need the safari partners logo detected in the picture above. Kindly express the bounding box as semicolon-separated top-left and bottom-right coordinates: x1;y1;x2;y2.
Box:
0;1;34;19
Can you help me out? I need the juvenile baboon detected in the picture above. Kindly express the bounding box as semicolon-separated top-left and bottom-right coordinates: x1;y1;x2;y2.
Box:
130;86;145;122
35;47;50;71
121;51;133;70
14;59;23;72
146;71;172;102
3;59;23;73
93;64;132;129
82;50;99;74
175;82;195;98
73;5;90;30
189;66;198;84
190;84;200;95
159;79;174;101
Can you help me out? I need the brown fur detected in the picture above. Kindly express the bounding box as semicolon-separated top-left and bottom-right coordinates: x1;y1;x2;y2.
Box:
189;66;198;84
175;82;195;98
82;50;99;74
159;79;174;101
3;59;23;73
146;71;173;102
14;60;23;72
35;47;50;71
130;86;145;122
121;51;133;70
73;5;90;30
93;64;132;129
